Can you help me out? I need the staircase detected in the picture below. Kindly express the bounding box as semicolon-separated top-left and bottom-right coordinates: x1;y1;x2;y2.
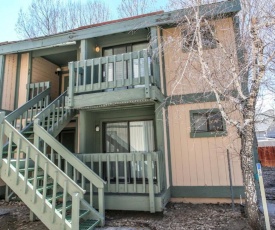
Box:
0;84;105;230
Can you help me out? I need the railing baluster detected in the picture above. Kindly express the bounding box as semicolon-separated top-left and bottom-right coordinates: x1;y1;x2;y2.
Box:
24;146;30;193
107;155;110;192
114;55;117;88
81;175;85;189
98;58;102;90
84;60;87;91
90;59;94;91
142;153;145;193
16;138;21;185
33;154;39;203
124;154;127;192
42;162;48;213
51;171;58;223
90;183;93;206
129;52;133;86
115;155;119;192
58;153;61;168
7;132;13;176
62;181;68;229
133;153;136;193
99;157;102;178
122;54;125;86
156;153;161;193
106;57;109;89
76;61;80;92
138;51;141;83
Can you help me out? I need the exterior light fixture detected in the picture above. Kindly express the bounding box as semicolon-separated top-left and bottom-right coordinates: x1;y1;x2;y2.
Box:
55;67;62;76
95;45;100;53
95;125;100;132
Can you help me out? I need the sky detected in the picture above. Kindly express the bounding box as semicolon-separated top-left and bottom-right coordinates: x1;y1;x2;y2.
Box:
0;0;168;43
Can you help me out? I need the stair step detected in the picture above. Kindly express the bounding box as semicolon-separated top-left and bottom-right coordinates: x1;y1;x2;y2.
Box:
46;192;63;202
28;176;44;181
37;183;54;191
80;219;100;230
67;209;90;222
56;201;72;212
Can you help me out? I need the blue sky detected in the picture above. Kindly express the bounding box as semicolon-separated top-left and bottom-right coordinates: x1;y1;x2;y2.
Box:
0;0;167;42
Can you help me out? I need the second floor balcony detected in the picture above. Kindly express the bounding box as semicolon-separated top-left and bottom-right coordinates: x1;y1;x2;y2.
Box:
66;49;164;109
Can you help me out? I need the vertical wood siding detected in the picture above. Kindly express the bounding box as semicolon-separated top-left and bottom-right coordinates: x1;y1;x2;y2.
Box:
17;53;29;107
31;57;59;100
1;54;17;110
168;102;243;187
163;17;238;96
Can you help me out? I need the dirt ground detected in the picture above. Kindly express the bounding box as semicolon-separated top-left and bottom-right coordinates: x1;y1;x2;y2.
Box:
0;167;275;230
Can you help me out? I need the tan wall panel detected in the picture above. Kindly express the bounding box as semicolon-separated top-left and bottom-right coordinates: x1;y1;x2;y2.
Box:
2;54;17;110
31;57;59;100
163;17;238;96
168;102;243;187
18;53;29;107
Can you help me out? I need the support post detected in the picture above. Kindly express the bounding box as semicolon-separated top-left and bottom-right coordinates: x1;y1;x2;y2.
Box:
147;153;155;213
71;193;80;230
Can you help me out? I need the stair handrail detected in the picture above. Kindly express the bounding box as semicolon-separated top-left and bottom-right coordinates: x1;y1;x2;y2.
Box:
33;92;106;220
34;90;72;137
0;113;85;229
6;87;51;131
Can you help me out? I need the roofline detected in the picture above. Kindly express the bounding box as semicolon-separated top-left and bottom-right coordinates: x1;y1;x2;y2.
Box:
0;0;241;55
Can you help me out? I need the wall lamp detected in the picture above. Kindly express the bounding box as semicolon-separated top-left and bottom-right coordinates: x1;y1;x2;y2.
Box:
55;67;62;76
95;45;100;53
95;125;100;132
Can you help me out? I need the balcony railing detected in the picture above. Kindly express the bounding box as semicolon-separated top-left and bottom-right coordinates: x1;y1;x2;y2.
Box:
67;49;153;107
75;151;165;194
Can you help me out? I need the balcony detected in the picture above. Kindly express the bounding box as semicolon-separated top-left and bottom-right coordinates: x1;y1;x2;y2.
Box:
66;49;164;109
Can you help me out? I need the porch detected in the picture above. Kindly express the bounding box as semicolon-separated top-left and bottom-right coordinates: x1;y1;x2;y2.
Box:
66;49;164;109
75;151;167;212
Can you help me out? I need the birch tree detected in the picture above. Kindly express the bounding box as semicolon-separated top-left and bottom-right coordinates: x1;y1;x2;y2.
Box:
15;0;111;38
161;0;275;228
117;0;159;18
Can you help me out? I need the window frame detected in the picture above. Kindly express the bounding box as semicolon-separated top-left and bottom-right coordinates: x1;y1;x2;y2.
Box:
189;109;227;138
182;24;217;52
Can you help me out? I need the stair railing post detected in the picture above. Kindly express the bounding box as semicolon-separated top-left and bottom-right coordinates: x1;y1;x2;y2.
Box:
68;62;75;108
71;192;80;230
98;187;105;226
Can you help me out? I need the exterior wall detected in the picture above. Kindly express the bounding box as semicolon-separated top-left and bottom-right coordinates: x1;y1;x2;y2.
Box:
168;102;242;188
31;57;59;100
163;17;238;96
1;54;17;110
17;53;29;107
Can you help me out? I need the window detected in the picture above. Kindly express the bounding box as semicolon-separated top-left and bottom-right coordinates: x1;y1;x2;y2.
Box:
190;109;226;138
182;25;217;51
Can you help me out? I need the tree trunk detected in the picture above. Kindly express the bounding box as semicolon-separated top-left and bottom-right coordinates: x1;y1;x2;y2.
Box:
241;118;260;229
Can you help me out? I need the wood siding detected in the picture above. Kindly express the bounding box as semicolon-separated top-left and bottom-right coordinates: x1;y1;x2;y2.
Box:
31;57;59;100
163;17;238;96
17;53;29;107
1;54;17;110
168;102;243;187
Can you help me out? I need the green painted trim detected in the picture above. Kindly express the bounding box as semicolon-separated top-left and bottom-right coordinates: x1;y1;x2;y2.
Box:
171;186;245;198
14;54;21;109
165;108;173;188
189;108;227;138
0;0;240;55
0;55;5;109
166;92;217;106
159;28;167;96
32;44;77;58
150;27;161;89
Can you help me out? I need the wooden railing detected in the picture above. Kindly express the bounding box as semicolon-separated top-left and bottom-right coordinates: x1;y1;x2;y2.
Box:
5;87;50;132
27;81;50;100
0;112;85;229
34;93;106;221
76;151;165;212
67;49;153;107
34;90;73;137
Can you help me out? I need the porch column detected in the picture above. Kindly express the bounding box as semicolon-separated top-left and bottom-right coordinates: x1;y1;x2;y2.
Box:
150;27;161;89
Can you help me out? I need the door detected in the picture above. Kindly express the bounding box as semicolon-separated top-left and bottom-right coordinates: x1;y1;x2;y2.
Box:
104;120;155;182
